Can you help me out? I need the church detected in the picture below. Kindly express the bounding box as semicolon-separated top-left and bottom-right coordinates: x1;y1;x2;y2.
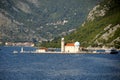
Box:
61;38;80;53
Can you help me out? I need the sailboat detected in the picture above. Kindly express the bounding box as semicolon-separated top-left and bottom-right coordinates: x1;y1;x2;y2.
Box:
20;47;24;53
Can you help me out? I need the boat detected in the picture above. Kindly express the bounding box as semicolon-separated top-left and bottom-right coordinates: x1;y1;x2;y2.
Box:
13;50;18;53
109;49;118;54
20;47;24;53
93;48;119;54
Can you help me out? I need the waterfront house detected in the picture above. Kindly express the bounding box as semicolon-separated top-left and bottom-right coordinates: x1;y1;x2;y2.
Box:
36;47;47;53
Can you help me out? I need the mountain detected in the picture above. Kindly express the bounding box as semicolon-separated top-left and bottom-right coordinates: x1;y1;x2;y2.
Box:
65;0;120;49
0;0;100;43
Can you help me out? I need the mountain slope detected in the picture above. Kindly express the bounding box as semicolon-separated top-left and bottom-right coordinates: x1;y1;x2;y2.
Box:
0;0;100;42
65;0;120;49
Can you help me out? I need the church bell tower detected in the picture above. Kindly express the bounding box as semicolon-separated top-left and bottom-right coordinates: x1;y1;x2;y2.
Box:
61;38;65;53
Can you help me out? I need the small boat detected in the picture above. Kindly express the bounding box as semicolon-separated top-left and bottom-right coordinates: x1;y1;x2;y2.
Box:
20;47;24;53
13;50;18;53
92;49;119;54
109;49;118;54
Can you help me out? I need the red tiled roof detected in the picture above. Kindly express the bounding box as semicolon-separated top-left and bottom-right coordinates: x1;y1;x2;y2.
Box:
65;43;74;46
39;47;48;50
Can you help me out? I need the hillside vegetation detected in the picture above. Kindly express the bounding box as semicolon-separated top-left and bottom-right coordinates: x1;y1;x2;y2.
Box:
0;0;100;42
65;0;120;48
41;0;120;49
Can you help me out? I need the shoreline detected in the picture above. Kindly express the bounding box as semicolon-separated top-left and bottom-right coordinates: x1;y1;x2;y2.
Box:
13;51;119;54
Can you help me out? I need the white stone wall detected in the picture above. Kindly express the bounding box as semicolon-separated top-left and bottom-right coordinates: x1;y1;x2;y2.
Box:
65;46;75;53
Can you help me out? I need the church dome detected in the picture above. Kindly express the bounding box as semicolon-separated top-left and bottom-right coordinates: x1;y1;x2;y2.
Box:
74;41;80;46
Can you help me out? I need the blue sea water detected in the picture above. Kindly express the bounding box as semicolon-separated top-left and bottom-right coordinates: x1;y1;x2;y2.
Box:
0;46;120;80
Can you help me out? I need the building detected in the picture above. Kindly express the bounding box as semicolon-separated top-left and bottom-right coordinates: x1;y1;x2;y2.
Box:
5;42;34;47
36;48;47;53
61;38;80;53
